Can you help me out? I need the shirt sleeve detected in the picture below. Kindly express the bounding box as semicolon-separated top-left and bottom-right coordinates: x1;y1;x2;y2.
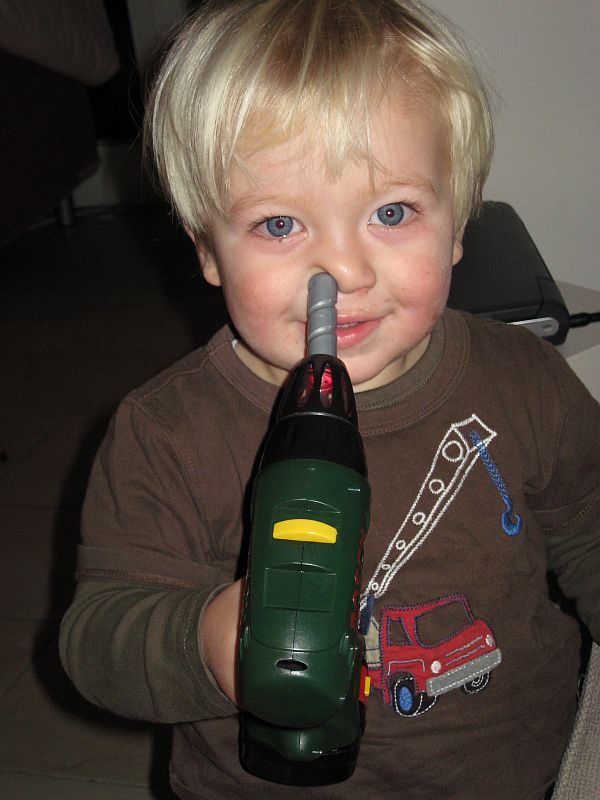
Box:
59;580;237;722
59;395;242;722
526;341;600;643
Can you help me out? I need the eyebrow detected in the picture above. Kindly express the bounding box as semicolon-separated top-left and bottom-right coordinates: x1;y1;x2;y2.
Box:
227;193;278;216
376;175;439;197
226;174;439;217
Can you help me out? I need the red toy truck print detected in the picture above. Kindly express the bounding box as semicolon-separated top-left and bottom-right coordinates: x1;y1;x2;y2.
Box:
367;594;502;717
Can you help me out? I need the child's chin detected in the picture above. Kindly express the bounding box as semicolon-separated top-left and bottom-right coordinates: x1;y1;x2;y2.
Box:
350;370;387;393
350;358;407;393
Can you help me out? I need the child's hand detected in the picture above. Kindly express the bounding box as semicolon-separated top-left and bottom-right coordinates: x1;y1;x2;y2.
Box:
200;578;244;705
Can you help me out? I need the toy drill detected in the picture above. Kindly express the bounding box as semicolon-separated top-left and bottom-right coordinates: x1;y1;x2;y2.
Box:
239;273;371;786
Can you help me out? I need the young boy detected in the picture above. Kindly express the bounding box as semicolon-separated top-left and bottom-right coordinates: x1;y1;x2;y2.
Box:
59;1;600;798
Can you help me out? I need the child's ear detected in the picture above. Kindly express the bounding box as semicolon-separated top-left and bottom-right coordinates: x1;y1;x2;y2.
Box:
184;225;222;287
452;227;465;266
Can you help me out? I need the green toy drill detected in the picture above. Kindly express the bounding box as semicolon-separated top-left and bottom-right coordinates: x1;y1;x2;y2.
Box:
239;273;371;786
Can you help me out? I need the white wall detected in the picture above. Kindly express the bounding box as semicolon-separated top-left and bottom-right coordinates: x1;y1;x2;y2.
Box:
433;0;600;291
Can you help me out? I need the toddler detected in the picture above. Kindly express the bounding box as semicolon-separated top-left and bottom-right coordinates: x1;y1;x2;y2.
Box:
60;1;600;798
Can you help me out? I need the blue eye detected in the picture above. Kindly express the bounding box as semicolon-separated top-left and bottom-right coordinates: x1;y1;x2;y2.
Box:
371;203;409;227
265;216;294;237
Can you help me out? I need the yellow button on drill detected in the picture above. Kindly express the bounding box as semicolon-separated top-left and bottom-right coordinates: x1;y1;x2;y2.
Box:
272;518;337;544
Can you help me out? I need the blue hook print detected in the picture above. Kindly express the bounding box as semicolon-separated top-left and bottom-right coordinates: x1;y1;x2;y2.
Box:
469;430;523;536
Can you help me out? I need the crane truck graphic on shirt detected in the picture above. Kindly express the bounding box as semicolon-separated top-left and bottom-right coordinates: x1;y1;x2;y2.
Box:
362;593;501;716
360;415;503;717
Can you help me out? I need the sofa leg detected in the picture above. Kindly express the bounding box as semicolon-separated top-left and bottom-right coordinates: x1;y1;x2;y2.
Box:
56;195;75;228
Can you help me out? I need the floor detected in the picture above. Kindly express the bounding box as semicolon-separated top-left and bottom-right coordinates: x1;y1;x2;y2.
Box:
0;206;227;799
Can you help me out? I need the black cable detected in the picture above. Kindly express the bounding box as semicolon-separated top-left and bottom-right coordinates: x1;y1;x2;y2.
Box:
568;311;600;328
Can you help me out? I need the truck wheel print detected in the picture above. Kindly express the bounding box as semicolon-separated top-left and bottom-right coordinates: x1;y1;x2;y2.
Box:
461;672;491;695
393;675;437;717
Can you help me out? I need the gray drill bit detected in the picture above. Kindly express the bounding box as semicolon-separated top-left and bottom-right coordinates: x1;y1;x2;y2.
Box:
307;273;338;357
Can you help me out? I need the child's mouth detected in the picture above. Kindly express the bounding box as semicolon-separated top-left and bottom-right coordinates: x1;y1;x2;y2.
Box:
336;318;379;349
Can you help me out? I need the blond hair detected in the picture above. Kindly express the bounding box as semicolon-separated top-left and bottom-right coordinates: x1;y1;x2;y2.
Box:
145;0;494;239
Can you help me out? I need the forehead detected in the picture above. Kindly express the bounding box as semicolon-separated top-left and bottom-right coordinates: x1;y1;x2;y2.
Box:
229;91;449;205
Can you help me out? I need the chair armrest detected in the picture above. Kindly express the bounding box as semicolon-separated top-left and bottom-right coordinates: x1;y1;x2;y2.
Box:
552;642;600;799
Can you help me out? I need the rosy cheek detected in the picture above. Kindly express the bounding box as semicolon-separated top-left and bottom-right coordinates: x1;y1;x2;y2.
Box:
224;275;261;313
401;267;444;306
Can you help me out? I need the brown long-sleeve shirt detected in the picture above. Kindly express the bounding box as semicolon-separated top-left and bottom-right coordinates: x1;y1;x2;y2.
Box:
60;309;600;799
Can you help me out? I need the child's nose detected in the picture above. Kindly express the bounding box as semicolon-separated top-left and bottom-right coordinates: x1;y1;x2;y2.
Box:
312;244;376;295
